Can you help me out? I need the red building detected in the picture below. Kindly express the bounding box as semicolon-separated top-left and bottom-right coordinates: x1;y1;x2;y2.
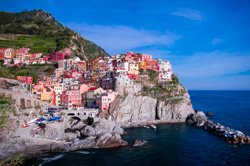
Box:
47;50;72;62
17;76;33;84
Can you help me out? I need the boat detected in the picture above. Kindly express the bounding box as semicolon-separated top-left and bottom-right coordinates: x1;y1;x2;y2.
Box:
150;124;157;130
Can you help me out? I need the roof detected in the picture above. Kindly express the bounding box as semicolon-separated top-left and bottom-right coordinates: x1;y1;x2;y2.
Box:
88;87;98;91
64;75;73;78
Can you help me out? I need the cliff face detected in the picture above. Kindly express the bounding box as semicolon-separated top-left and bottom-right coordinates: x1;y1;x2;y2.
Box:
111;85;194;127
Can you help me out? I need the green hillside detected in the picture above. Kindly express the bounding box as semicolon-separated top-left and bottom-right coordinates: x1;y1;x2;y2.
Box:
0;9;109;60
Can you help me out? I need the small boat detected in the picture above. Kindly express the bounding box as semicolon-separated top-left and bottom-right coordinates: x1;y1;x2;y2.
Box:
150;124;157;130
143;125;150;129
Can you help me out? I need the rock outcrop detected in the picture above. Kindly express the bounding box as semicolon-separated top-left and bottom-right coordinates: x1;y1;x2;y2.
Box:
132;139;148;147
187;112;250;144
112;88;194;127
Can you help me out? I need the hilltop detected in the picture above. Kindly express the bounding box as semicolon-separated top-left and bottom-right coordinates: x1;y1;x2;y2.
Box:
0;9;109;60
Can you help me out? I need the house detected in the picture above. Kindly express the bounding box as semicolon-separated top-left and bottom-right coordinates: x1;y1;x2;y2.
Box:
158;60;172;72
86;87;98;108
17;76;33;84
117;61;129;72
158;60;172;82
61;85;82;109
93;87;106;95
77;61;87;72
32;81;45;95
139;54;152;62
54;68;64;78
158;71;172;82
0;48;15;60
128;61;139;75
96;90;117;111
115;73;142;95
41;87;52;101
124;52;139;61
54;84;64;106
99;72;116;90
139;60;159;71
47;50;71;62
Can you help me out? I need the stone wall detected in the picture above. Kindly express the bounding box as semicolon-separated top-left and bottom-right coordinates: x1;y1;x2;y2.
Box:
0;87;49;111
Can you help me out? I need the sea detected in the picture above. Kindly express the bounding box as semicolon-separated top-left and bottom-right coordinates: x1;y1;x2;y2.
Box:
27;91;250;166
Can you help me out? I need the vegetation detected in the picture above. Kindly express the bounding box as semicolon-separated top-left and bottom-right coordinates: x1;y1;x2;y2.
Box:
0;61;56;83
146;69;158;82
0;94;15;129
170;74;179;85
0;9;109;60
0;154;25;166
141;74;185;104
0;35;57;53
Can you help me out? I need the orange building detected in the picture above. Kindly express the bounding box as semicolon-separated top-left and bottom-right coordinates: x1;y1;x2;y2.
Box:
0;48;15;60
139;60;159;71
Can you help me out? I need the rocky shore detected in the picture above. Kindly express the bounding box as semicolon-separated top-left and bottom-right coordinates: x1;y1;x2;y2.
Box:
187;111;250;144
0;118;127;160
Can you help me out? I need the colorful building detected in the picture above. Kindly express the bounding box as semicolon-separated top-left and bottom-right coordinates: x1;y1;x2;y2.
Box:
128;62;139;75
139;54;152;62
96;90;117;111
0;48;15;60
139;60;159;71
61;85;82;109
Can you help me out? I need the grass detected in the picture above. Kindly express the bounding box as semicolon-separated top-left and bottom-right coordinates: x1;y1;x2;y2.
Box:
0;35;57;53
0;61;56;83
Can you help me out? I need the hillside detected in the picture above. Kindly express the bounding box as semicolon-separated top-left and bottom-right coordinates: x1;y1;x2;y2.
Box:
0;9;109;60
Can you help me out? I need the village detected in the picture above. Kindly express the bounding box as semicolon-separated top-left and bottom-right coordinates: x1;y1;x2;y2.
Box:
0;47;173;126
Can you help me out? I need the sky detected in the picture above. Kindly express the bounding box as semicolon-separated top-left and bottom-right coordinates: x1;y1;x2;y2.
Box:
0;0;250;90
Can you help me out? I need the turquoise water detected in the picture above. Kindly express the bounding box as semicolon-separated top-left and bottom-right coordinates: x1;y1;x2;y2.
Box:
27;91;250;166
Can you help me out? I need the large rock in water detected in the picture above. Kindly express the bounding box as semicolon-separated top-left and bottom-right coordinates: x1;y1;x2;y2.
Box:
112;91;195;127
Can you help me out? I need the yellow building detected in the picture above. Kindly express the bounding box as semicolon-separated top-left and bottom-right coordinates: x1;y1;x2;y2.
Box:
128;62;139;75
41;87;52;101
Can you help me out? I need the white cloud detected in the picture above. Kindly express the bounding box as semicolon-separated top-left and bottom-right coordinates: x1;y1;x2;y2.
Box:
172;8;203;21
67;23;180;54
171;51;250;78
168;51;250;90
211;38;223;45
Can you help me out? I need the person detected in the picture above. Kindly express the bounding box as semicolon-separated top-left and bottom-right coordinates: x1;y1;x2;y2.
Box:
21;120;29;128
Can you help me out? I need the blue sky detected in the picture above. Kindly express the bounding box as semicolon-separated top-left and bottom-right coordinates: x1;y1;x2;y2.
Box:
1;0;250;90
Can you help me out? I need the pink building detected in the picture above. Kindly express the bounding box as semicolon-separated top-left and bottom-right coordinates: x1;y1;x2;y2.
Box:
61;85;82;109
96;90;117;111
139;54;152;62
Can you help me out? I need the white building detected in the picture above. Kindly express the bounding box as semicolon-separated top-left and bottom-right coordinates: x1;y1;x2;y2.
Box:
115;73;142;95
158;60;173;82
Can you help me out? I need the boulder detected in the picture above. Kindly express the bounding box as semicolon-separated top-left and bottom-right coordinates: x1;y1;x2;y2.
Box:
94;119;119;136
63;133;78;142
80;126;96;137
71;121;86;130
132;139;148;147
96;133;128;148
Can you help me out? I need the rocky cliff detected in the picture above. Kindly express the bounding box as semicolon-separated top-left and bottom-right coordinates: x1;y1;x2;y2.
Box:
111;84;194;127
